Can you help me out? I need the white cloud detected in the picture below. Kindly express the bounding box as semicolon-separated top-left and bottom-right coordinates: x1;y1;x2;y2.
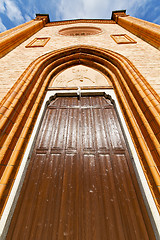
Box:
153;15;160;24
56;0;85;19
0;0;6;13
25;14;32;22
5;0;24;23
0;18;7;32
56;0;149;20
0;0;24;23
152;5;160;24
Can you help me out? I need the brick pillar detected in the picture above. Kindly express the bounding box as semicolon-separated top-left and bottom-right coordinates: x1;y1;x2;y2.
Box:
0;14;50;58
112;10;160;50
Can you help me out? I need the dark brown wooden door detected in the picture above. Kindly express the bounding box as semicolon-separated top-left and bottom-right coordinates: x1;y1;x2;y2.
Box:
7;96;155;240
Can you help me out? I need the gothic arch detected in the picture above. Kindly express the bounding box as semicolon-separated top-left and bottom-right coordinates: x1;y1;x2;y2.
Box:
49;64;112;87
0;45;160;215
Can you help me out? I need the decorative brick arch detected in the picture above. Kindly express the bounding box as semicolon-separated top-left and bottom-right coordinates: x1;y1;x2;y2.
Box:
0;45;160;215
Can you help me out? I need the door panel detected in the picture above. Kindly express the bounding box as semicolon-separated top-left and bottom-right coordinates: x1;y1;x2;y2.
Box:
7;96;155;240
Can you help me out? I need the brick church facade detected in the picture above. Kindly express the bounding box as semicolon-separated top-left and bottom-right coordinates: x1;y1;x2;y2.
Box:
0;10;160;239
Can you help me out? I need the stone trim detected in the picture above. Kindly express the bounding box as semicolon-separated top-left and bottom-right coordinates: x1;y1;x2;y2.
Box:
0;45;160;218
35;14;50;24
48;86;113;90
111;10;128;22
0;21;34;39
111;34;137;44
25;37;50;48
45;19;116;27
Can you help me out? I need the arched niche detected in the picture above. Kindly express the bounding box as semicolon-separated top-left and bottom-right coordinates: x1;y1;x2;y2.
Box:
49;65;112;87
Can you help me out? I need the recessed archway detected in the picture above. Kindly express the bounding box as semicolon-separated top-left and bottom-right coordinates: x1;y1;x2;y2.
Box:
0;45;160;220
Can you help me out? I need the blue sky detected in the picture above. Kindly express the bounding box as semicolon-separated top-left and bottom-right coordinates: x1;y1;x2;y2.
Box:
0;0;160;32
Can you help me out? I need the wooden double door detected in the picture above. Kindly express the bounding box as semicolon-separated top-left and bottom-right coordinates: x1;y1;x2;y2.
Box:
7;96;155;239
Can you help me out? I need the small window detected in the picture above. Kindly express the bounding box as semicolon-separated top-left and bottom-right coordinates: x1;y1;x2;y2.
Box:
111;34;136;44
25;37;50;48
59;26;102;36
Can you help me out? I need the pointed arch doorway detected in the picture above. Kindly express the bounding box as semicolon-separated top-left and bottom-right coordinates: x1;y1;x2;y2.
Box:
6;94;155;240
1;46;160;228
